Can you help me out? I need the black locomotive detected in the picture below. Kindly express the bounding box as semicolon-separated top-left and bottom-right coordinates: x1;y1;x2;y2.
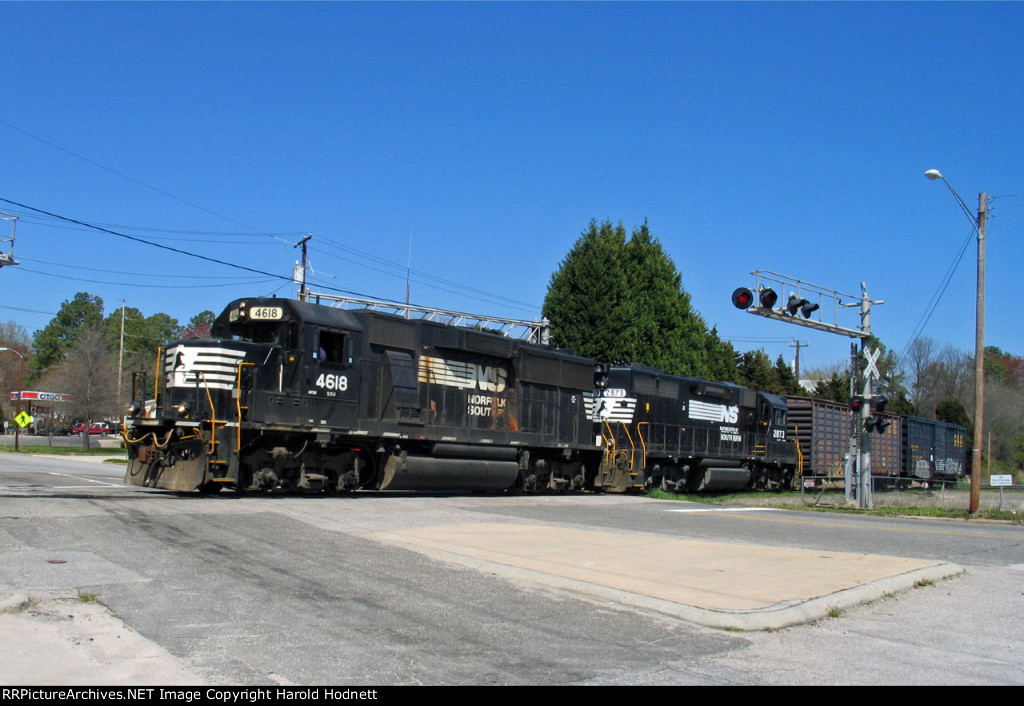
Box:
123;296;964;495
592;363;796;492
124;297;597;494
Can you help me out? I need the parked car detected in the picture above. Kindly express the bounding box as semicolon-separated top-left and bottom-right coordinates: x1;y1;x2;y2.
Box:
72;422;113;437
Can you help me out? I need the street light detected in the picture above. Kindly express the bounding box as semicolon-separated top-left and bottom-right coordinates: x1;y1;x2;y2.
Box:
0;346;26;451
925;168;987;513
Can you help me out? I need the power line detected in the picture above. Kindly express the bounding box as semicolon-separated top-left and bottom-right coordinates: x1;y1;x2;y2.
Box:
0;119;296;246
23;257;276;280
896;221;977;371
0;196;378;301
17;266;279;289
1;119;545;316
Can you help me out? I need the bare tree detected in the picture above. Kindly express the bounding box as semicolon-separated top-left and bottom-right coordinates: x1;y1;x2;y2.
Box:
0;319;32;423
905;337;938;414
43;328;119;450
902;338;974;419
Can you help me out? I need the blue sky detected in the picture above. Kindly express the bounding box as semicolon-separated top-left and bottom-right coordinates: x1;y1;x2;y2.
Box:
2;1;1022;375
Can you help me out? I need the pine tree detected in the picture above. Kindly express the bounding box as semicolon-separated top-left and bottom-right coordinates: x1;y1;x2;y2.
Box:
773;354;803;395
543;219;728;378
737;351;777;393
542;220;631;362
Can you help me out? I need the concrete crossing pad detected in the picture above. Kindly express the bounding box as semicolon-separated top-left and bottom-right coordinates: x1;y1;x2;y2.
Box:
373;522;963;630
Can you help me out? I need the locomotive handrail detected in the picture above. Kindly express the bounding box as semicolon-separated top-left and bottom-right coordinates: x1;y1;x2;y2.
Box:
154;346;163;412
236;362;255;453
309;290;551;344
636;422;649;474
793;432;804;478
618;422;637;472
601;420;617;465
197;372;227;457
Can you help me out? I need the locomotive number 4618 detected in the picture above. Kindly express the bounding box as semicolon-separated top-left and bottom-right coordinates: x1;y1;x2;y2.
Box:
315;373;349;392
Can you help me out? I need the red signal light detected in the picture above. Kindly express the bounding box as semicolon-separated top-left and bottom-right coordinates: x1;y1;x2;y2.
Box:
732;287;754;309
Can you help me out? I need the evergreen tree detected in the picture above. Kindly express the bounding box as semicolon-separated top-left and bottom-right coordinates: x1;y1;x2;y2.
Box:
773;354;803;395
31;292;104;378
814;371;852;404
542;220;631;362
543;219;726;378
705;327;741;383
737;350;778;392
103;307;179;360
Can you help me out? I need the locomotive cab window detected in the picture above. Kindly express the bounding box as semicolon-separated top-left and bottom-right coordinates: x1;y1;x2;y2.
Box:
315;330;349;366
229;322;286;345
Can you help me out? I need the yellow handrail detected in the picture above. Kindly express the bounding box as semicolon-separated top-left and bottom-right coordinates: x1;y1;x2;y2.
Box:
197;372;223;456
236;362;254;452
154;346;163;410
636;421;649;473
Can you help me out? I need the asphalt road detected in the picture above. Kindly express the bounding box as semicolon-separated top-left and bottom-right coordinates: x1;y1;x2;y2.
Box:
1;454;1021;685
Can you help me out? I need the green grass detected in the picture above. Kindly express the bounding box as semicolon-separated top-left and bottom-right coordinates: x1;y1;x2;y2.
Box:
825;505;1021;523
77;593;98;603
647;488;770;504
646;487;1023;524
0;445;123;457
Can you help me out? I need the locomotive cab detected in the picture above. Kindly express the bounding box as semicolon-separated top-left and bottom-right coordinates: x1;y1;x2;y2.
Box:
124;298;370;493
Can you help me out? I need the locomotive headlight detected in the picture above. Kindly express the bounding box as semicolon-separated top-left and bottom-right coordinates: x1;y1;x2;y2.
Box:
176;401;192;419
127;400;143;417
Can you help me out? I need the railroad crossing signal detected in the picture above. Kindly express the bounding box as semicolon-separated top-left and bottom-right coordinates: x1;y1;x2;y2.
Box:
731;287;754;309
730;272;877;340
865;395;890;434
863;346;880;380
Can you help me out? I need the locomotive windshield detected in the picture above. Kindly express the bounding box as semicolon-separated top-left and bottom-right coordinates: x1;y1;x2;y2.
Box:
228;322;285;345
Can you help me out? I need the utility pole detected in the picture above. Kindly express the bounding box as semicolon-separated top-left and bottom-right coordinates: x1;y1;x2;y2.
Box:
294;234;312;302
789;339;809;382
926;170;986;513
118;300;126;412
972;192;986;513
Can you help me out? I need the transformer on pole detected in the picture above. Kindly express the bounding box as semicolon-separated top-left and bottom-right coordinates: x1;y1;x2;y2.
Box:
0;213;19;268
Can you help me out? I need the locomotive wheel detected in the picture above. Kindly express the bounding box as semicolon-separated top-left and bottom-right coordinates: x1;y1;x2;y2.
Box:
198;481;224;495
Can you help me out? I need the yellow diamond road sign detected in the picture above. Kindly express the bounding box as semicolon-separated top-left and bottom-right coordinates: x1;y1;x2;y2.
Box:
14;411;31;428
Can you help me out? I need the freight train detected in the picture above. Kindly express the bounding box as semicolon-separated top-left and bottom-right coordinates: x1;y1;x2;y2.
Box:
785;397;967;486
122;296;966;495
